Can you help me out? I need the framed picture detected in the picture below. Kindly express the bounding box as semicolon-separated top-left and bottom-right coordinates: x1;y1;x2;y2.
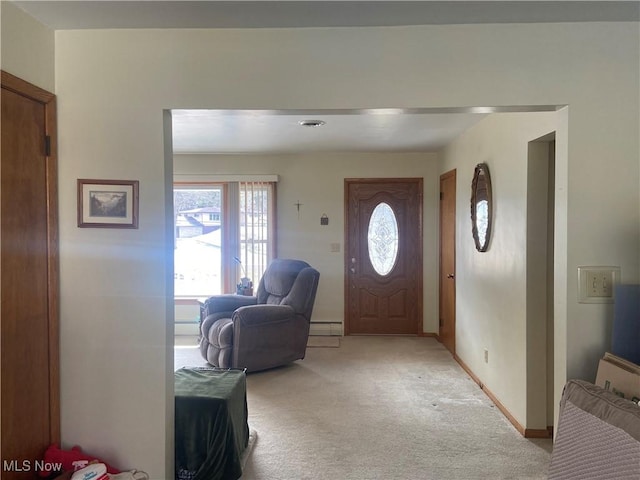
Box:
77;179;139;228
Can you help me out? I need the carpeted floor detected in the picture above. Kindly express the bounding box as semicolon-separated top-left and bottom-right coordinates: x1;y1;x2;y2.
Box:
306;336;341;348
175;336;552;479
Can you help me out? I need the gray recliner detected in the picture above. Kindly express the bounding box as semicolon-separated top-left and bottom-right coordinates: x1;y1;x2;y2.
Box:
199;259;320;372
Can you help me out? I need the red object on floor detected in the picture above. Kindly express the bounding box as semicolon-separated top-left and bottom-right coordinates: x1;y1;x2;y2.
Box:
39;444;120;477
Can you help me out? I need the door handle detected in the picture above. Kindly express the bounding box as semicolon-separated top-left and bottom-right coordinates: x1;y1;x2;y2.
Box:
447;273;455;279
350;267;356;274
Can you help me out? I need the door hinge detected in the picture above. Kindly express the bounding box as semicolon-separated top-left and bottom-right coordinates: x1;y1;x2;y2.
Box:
44;135;51;157
439;192;443;200
439;318;443;327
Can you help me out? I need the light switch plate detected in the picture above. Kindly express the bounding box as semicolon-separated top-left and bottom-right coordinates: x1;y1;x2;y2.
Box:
577;266;621;304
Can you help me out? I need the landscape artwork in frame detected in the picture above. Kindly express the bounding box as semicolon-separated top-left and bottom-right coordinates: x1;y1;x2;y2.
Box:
78;179;139;228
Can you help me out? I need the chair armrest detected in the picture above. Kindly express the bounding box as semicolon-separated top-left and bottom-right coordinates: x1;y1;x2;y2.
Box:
202;294;257;318
231;304;309;372
233;304;296;327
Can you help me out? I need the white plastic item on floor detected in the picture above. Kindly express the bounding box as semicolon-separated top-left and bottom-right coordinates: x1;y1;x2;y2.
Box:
70;463;109;480
108;471;150;480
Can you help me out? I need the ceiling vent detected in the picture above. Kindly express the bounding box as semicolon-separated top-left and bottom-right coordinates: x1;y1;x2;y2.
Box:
299;120;326;128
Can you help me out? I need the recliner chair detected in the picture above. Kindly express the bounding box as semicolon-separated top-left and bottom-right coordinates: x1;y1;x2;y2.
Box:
199;259;320;372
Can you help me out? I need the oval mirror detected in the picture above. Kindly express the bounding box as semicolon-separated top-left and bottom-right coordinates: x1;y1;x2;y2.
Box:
471;163;492;252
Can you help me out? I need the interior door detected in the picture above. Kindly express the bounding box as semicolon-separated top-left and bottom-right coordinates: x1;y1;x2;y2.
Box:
345;179;422;335
439;170;456;353
1;71;60;476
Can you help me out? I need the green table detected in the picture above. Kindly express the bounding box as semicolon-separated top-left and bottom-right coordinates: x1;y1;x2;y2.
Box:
175;367;249;480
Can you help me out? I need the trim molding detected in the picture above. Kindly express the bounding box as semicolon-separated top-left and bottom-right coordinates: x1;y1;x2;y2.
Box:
453;354;551;439
418;332;438;337
174;174;279;183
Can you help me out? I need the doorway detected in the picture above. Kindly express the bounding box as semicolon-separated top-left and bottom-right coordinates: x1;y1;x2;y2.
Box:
344;178;423;335
526;134;556;434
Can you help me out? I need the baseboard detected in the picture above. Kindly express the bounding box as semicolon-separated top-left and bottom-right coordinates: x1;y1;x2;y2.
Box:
524;428;553;438
175;335;199;347
309;322;342;336
453;354;552;439
418;332;438;337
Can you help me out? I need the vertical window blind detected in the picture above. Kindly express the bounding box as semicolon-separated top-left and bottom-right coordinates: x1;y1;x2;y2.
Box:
239;181;276;288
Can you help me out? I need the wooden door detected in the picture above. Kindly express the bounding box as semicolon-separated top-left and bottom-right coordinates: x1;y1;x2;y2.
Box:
1;71;59;476
345;179;422;335
439;170;456;354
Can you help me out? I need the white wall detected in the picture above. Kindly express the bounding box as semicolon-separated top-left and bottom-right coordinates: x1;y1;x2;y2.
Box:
440;112;558;428
175;152;440;333
1;1;55;92
50;23;639;475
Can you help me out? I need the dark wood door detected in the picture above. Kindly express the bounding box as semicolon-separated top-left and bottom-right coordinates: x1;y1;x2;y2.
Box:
439;170;456;354
345;179;422;335
1;71;59;477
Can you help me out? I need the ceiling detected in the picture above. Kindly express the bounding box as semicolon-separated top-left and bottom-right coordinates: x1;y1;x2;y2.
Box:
171;108;496;154
14;1;635;154
14;1;640;30
171;107;561;154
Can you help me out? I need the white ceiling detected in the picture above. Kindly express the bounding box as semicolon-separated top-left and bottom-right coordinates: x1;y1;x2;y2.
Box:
171;107;561;154
171;109;496;154
15;1;634;154
14;1;640;30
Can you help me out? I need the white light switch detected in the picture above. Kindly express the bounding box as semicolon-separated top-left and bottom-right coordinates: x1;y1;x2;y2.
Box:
578;266;620;303
330;243;341;253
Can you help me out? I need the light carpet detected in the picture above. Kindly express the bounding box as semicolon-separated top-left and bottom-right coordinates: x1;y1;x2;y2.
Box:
240;429;258;471
175;336;552;479
174;334;341;354
306;335;341;348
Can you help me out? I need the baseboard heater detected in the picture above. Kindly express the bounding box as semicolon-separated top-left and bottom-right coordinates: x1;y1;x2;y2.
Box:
175;322;200;336
309;322;342;336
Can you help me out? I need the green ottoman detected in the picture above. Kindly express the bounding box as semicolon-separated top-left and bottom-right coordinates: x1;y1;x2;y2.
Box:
175;367;249;480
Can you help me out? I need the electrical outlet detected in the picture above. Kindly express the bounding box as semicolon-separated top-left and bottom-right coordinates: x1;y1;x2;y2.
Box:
484;349;489;363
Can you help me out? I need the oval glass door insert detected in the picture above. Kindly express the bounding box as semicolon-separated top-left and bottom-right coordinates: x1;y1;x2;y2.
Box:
367;202;399;276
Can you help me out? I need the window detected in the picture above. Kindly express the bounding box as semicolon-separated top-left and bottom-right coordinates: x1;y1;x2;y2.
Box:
173;181;276;298
174;186;224;296
367;202;399;276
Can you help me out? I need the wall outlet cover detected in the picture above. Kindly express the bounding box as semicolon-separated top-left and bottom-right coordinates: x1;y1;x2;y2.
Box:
577;266;621;304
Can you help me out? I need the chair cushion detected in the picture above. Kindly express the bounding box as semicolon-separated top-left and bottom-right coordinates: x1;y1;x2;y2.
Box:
203;317;234;368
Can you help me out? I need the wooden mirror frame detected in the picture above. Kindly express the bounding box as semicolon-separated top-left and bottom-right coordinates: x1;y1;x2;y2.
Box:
471;163;492;252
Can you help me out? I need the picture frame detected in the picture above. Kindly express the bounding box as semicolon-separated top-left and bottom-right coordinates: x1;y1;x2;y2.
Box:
77;179;139;228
